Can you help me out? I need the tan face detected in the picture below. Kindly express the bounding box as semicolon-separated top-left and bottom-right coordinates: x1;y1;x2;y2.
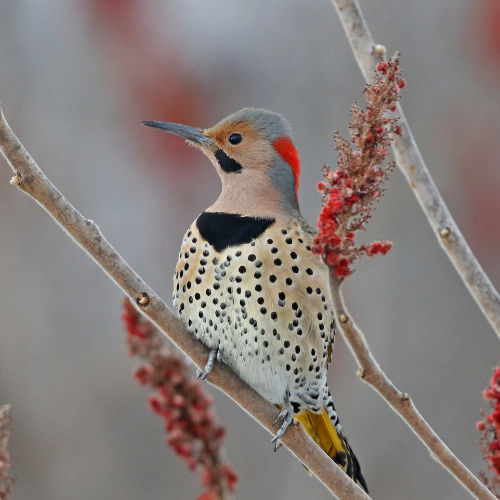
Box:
140;108;300;218
202;121;274;173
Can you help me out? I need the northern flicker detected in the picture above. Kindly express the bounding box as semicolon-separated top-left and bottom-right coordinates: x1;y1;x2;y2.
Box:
143;108;367;491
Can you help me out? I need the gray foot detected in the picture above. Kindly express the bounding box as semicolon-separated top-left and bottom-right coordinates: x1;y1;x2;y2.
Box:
271;391;293;445
197;348;218;380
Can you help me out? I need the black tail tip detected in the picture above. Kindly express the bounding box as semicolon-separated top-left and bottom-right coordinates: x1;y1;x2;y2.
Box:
353;457;369;493
357;473;369;493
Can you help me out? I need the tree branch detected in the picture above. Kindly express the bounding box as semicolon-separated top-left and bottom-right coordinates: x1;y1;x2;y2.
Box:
0;108;370;500
328;274;495;499
331;0;500;340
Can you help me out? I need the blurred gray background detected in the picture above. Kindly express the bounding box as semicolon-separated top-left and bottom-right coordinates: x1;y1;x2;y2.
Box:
1;1;499;498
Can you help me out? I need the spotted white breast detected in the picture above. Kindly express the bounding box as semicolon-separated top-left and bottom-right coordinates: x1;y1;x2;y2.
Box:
173;214;335;410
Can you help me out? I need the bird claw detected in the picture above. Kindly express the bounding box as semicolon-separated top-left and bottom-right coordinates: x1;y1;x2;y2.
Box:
272;407;289;427
197;348;218;380
271;397;293;444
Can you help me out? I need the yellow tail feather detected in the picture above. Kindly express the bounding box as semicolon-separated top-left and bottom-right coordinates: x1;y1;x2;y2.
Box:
295;408;368;492
295;409;345;464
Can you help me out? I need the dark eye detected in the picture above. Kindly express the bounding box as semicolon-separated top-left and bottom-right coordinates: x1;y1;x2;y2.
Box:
228;133;242;145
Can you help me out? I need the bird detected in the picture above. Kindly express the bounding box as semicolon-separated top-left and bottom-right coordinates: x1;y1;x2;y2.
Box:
142;108;368;491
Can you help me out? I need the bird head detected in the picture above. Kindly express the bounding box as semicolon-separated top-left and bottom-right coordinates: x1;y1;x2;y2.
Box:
142;108;301;218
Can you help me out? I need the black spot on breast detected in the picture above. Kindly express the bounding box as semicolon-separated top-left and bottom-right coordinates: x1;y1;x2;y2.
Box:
196;212;275;252
214;149;243;173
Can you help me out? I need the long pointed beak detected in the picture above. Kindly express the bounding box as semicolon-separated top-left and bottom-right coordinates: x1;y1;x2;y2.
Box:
141;120;216;150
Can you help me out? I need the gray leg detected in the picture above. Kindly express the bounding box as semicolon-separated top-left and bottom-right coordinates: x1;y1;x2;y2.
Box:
197;348;218;380
271;390;294;445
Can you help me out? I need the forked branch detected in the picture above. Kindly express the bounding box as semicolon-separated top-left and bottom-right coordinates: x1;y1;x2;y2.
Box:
310;50;494;498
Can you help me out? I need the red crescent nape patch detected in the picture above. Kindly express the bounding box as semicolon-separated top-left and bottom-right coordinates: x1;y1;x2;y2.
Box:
272;136;300;199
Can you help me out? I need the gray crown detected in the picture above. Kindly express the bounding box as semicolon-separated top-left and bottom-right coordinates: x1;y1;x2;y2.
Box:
215;107;294;141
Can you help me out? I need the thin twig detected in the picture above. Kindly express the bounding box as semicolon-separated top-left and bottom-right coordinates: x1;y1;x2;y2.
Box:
0;109;370;500
328;273;495;499
331;0;500;340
